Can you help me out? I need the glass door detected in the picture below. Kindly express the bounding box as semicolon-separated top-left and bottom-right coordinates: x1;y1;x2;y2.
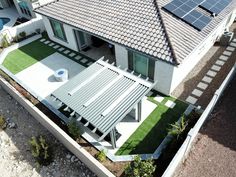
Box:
133;53;148;76
75;30;87;50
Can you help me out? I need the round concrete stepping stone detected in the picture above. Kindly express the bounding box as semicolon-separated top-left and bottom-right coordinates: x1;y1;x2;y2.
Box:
230;42;236;47
165;100;176;108
211;65;221;72
40;38;46;42
81;58;88;63
53;45;60;49
63;50;70;54
206;70;217;77
215;60;225;66
192;89;203;97
58;47;65;52
202;76;212;83
69;53;76;57
49;42;55;46
197;82;208;90
75;55;82;60
186;96;197;105
219;55;229;61
223;51;232;56
154;95;164;103
44;41;50;44
226;46;235;52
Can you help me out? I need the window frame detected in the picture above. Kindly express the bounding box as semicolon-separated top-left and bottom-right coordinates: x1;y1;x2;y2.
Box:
49;19;67;42
128;51;155;80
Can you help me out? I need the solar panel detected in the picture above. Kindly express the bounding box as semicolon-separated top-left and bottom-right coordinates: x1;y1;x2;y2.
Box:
182;10;211;30
200;0;232;15
163;0;212;31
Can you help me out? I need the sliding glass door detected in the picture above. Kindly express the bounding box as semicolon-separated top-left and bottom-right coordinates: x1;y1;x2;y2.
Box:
133;53;148;76
128;51;155;80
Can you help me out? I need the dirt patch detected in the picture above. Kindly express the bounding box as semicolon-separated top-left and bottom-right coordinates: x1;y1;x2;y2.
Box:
176;76;236;177
0;86;96;177
0;70;127;176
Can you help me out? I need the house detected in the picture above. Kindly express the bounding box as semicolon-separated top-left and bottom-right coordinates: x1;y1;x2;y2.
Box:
34;0;236;96
0;0;53;20
32;0;236;149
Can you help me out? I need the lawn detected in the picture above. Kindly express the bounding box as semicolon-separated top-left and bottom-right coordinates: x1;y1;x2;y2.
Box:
2;40;56;74
116;92;188;155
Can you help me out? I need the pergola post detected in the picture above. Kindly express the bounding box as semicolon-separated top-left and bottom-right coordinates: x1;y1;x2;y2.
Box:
137;101;142;122
110;128;117;149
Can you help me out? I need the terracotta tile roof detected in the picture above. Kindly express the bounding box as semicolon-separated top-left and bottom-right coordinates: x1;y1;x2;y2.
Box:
34;0;236;64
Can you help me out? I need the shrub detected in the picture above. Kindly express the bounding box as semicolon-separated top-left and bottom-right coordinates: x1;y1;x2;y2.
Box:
0;115;6;129
28;136;53;166
67;119;81;141
168;115;187;140
125;156;156;177
1;34;10;48
19;31;26;39
96;149;106;162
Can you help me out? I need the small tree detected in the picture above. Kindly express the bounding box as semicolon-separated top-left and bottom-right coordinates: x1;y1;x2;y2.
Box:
19;31;26;39
68;119;81;141
168;115;187;139
96;149;106;162
0;115;6;129
28;136;52;166
1;34;10;48
125;156;156;177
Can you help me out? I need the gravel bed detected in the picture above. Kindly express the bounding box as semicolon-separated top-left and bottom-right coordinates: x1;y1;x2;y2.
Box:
175;76;236;177
0;86;96;177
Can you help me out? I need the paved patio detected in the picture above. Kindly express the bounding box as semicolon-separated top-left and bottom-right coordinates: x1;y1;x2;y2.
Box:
172;22;236;109
15;52;85;99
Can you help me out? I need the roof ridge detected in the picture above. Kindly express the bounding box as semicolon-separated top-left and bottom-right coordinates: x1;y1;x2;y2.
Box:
34;0;59;10
153;0;179;65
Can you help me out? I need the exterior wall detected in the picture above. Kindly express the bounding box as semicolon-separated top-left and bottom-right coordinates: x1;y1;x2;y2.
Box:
42;16;78;51
169;10;236;94
153;60;174;95
41;10;236;95
115;45;128;69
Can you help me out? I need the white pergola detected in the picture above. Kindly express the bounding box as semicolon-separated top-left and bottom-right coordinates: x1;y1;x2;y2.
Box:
50;59;155;148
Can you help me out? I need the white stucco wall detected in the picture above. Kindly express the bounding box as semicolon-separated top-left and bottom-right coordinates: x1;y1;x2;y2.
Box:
115;45;128;69
42;16;78;51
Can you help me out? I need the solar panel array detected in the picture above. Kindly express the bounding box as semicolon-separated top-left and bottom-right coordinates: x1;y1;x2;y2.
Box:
200;0;231;15
163;0;231;31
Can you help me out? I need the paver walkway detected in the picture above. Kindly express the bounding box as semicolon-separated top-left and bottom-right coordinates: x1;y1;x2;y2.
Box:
176;76;236;177
39;38;95;68
172;36;236;109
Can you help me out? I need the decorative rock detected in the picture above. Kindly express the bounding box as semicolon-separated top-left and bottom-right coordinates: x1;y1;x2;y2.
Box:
66;154;71;159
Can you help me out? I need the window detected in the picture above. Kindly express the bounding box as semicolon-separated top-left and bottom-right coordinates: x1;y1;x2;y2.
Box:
128;51;155;80
18;0;31;17
49;19;67;41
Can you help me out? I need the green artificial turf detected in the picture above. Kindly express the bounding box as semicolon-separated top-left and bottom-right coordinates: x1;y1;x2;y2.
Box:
2;40;56;74
116;94;188;155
